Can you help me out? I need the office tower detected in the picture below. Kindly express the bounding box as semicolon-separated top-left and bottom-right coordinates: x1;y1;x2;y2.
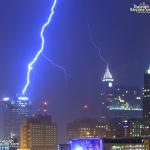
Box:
126;119;144;137
143;65;150;120
143;65;150;136
100;65;143;119
100;65;114;118
1;96;31;138
97;118;144;138
19;115;57;150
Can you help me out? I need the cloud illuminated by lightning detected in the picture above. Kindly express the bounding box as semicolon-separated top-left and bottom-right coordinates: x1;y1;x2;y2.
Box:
22;0;57;95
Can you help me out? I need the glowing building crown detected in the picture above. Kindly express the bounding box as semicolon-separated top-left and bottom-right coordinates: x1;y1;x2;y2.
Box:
146;65;150;74
102;65;114;82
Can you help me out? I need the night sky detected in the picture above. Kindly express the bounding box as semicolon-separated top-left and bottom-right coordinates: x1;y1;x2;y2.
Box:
0;0;150;143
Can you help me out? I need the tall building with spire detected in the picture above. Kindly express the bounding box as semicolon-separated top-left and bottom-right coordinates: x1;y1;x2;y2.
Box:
102;65;114;88
99;65;143;119
99;65;114;118
143;65;150;129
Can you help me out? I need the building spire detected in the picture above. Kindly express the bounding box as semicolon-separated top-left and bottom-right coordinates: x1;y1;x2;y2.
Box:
102;65;114;82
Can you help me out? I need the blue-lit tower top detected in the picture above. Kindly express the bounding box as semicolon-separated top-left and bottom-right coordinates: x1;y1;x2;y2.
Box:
102;65;114;87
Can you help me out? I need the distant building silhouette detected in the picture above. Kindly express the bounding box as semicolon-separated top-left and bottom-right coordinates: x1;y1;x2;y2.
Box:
66;118;100;141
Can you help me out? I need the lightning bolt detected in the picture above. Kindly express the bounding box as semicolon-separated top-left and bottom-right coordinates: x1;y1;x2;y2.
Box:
41;53;68;87
22;0;57;95
88;23;108;65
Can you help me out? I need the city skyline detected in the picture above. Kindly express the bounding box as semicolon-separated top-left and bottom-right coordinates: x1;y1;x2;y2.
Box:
0;0;150;144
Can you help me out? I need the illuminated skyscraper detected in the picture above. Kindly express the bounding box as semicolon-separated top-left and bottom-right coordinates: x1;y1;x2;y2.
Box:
19;115;57;150
100;65;114;118
143;65;150;134
100;65;143;119
1;96;31;138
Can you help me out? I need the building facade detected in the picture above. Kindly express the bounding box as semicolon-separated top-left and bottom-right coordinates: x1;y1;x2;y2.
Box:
1;96;31;138
0;137;19;150
66;117;146;140
66;118;101;141
143;65;150;136
58;138;150;150
19;115;57;150
103;138;146;150
100;66;143;119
